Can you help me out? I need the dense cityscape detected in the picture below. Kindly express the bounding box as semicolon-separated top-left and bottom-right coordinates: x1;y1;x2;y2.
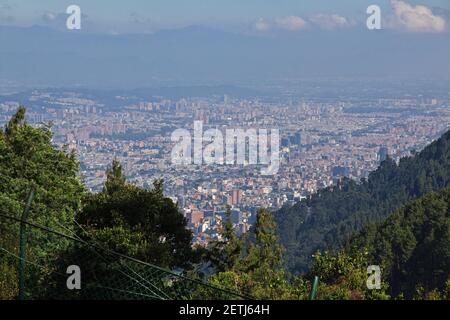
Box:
1;87;449;245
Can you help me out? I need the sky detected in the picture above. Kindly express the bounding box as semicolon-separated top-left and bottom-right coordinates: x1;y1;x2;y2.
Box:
1;0;450;33
1;0;450;87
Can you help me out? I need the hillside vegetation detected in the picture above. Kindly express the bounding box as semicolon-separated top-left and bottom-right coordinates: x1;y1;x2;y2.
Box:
275;130;450;273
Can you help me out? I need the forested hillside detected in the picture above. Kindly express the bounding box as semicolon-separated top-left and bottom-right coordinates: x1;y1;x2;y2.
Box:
275;130;450;273
352;186;450;299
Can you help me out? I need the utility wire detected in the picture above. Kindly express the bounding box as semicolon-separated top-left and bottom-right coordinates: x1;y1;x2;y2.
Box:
0;210;252;299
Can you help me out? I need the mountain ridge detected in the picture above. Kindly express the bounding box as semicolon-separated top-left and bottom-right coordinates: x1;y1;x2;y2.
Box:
275;129;450;273
2;25;450;87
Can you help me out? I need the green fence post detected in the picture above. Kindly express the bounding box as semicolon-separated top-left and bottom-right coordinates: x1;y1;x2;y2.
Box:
309;276;319;300
18;186;36;300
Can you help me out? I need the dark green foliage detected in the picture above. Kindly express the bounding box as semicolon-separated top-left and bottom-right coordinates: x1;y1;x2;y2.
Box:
353;186;450;299
207;206;244;272
76;161;195;270
0;107;85;299
0;108;198;299
276;130;450;273
39;160;200;299
204;209;298;299
308;250;390;300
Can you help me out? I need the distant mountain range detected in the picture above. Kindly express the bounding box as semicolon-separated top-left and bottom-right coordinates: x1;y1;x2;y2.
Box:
275;129;450;274
1;25;450;88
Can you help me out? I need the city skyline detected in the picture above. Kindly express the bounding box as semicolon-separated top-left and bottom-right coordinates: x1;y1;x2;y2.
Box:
2;84;448;246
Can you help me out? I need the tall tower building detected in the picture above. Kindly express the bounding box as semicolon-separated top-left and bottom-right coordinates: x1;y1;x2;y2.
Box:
378;146;389;163
231;189;242;206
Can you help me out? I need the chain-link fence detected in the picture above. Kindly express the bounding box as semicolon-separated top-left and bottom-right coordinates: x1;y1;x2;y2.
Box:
0;211;251;300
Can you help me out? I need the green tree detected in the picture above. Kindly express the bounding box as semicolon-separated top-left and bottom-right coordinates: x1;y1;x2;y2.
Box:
76;160;195;269
276;129;450;274
206;209;298;299
0;107;85;299
309;250;389;300
207;206;244;272
354;186;450;299
41;160;200;299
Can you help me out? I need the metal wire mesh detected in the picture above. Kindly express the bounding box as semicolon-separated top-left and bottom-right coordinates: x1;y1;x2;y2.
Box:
0;212;250;300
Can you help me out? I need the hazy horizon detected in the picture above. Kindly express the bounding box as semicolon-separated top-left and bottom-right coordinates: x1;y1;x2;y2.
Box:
1;0;450;88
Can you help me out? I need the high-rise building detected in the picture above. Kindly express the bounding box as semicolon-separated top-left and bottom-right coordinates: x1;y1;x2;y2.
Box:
378;146;389;163
294;131;302;146
231;189;242;205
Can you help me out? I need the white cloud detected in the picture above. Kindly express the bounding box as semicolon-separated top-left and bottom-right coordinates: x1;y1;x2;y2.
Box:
251;14;351;33
309;14;351;30
275;16;307;31
390;0;446;33
252;17;271;32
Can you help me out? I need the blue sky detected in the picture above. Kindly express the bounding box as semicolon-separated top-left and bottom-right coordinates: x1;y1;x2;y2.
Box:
1;0;450;86
1;0;450;33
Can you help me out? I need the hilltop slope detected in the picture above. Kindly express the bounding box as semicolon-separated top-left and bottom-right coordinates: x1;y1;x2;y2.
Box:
275;129;450;273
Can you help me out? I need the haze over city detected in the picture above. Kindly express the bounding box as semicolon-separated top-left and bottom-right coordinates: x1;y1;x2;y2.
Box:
1;0;450;88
